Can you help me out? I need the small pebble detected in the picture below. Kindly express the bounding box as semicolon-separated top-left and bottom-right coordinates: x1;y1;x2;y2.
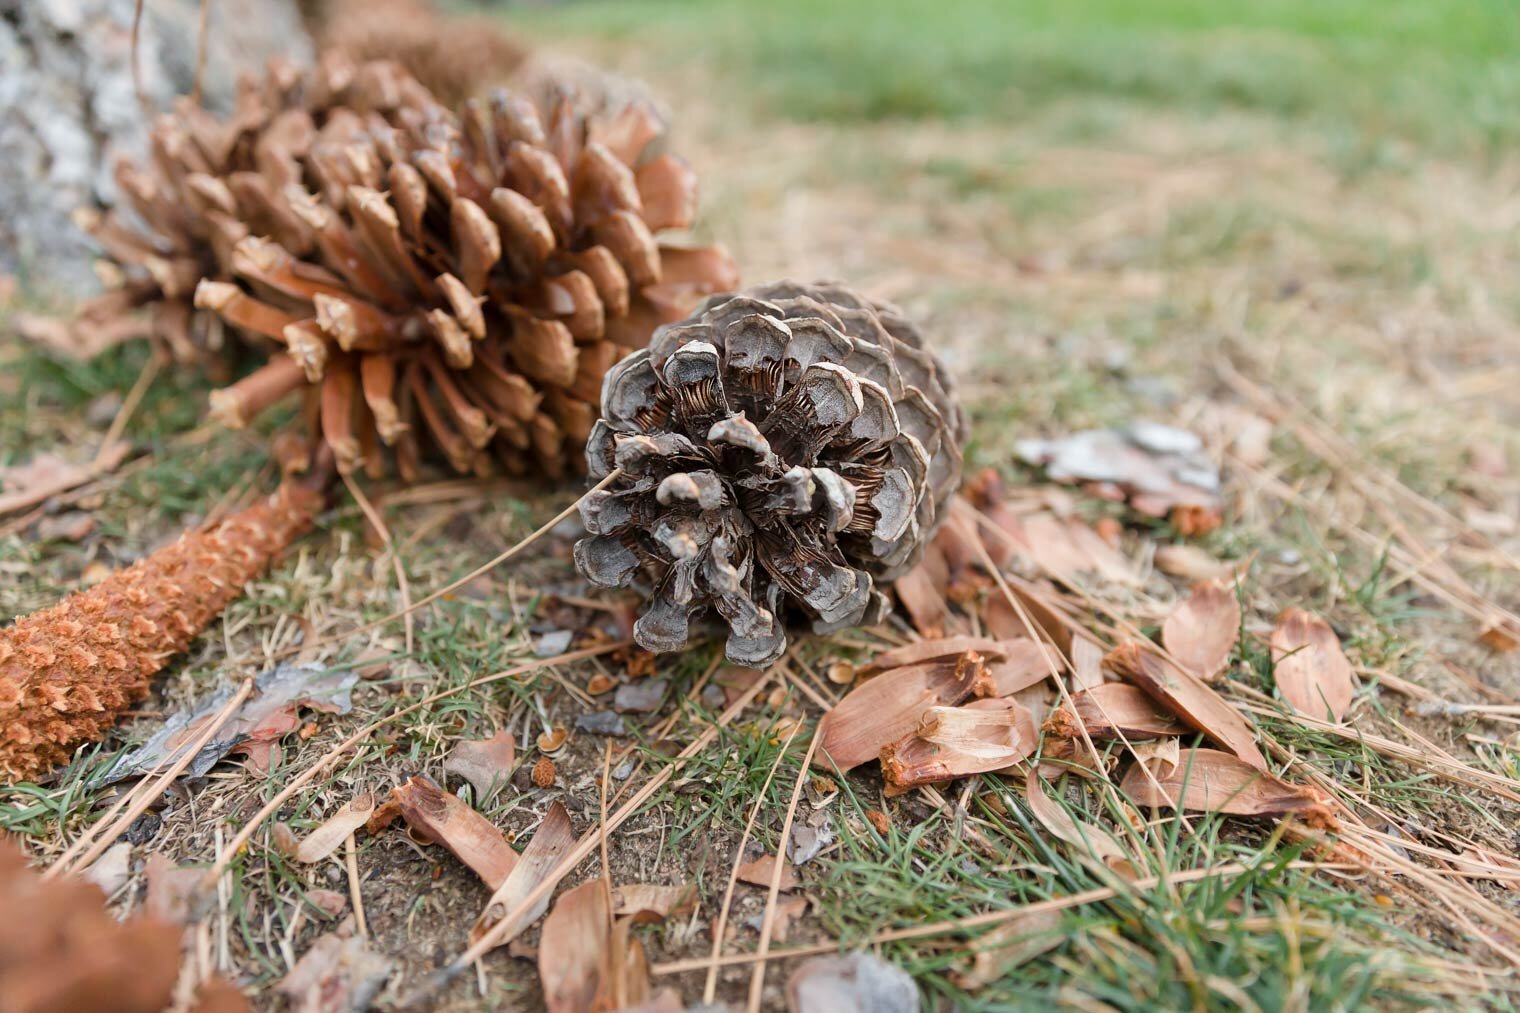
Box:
575;711;627;736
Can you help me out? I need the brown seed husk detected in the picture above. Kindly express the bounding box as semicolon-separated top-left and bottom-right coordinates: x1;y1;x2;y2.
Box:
1270;608;1356;723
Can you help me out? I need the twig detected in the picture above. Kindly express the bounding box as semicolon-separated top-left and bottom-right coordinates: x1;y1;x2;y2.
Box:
95;352;160;469
703;713;802;1004
51;677;254;879
206;642;627;885
345;832;367;936
746;721;822;1012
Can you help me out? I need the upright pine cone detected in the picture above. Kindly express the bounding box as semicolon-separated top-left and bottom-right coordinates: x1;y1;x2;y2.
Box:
574;281;967;666
0;484;321;783
61;55;736;480
0;844;186;1013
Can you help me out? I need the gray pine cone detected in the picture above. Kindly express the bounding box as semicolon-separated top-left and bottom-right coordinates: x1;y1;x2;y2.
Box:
574;280;967;667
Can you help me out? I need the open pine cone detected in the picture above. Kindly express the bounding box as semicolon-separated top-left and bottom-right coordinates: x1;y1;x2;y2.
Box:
574;281;967;666
58;54;736;479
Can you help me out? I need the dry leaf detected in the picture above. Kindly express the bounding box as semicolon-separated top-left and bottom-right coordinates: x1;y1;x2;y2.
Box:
982;580;1074;657
1024;770;1136;878
736;853;797;892
1479;625;1520;654
1119;748;1335;826
612;883;698;922
858;636;1017;677
444;729;517;801
1127;736;1181;780
471;800;577;948
391;776;518;889
1162;580;1240;683
283;794;377;865
0;441;130;516
106;664;359;783
1045;683;1188;741
1069;636;1106;693
144;853;207;926
278;920;392;1013
538;880;613;1013
894;562;952;638
82;842;132;897
818;651;993;772
882;698;1038;789
1270;609;1356;722
787;952;918;1013
1104;643;1266;770
950;908;1064;991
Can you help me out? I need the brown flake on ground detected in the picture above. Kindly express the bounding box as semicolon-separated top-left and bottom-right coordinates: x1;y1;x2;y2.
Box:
1270;608;1357;722
444;728;518;800
881;697;1038;789
1119;748;1337;828
1103;642;1267;770
390;775;518;889
1044;683;1189;741
1162;579;1241;683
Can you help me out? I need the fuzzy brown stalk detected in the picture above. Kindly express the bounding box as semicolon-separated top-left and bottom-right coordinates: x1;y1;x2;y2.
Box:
0;485;322;783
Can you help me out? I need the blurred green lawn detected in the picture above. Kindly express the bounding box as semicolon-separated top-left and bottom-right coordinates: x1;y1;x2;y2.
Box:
516;0;1520;150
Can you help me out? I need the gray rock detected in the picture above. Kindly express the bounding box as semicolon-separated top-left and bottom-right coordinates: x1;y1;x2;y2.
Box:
786;953;918;1013
575;711;627;736
0;0;313;299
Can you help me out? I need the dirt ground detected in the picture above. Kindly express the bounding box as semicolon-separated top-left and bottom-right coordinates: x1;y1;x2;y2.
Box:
3;5;1520;1011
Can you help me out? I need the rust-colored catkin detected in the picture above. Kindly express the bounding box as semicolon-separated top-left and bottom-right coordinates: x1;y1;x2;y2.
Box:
0;485;322;782
0;843;183;1013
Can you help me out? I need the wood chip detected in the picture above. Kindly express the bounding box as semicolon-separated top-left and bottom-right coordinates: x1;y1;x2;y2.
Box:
471;800;577;948
391;776;517;889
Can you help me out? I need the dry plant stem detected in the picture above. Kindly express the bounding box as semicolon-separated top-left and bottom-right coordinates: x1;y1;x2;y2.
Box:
655;859;1357;975
51;677;254;879
341;471;414;656
206;642;628;885
282;470;622;660
96;353;160;468
746;722;823;1013
420;667;780;1000
191;0;213;106
703;713;803;1003
345;832;367;936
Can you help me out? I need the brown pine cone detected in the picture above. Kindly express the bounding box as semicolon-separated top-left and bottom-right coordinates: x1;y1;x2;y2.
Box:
0;484;321;783
60;55;736;480
0;844;185;1013
575;281;966;667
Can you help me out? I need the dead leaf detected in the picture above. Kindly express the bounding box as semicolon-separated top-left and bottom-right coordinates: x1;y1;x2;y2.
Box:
818;651;993;772
1480;625;1520;654
1270;609;1356;722
305;889;348;919
1162;580;1240;683
893;561;952;638
391;776;518;889
950;908;1063;990
1045;683;1189;740
471;800;577;948
144;854;207;926
858;637;1018;677
278;919;392;1013
787;952;918;1013
0;441;130;516
106;664;359;784
982;580;1074;658
1127;736;1180;781
282;794;376;865
882;698;1038;789
770;895;810;943
1119;748;1335;827
539;881;613;1013
1104;643;1266;770
736;853;797;892
1024;770;1136;878
82;842;131;897
444;729;517;801
612;883;698;922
